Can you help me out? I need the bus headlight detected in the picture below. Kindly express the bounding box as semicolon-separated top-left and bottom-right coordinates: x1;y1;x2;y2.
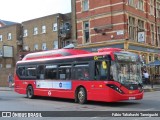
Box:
106;84;124;94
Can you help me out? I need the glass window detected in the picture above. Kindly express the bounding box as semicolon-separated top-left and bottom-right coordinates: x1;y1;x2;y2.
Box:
138;0;143;10
82;0;89;11
73;64;90;80
23;29;28;37
24;45;29;51
33;27;38;35
42;25;46;33
151;24;154;45
0;35;2;41
158;27;160;47
34;44;38;51
45;65;57;79
111;62;142;84
58;65;72;80
42;43;47;50
7;33;12;40
149;56;152;62
53;40;58;49
95;61;108;80
157;4;160;18
128;0;134;7
37;65;45;80
138;20;144;32
0;64;2;69
129;16;136;41
26;66;36;77
150;0;154;15
17;66;26;77
53;23;57;31
83;21;90;43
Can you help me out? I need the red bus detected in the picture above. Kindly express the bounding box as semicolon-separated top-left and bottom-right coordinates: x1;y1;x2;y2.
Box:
14;48;143;104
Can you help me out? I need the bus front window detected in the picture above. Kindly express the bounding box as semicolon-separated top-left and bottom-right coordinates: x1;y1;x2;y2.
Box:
111;62;142;84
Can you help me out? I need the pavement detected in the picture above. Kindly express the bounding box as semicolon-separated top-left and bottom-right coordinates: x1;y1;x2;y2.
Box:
0;84;160;92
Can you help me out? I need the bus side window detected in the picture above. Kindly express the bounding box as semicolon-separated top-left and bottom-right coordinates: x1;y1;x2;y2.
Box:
74;67;89;80
26;66;36;78
17;66;25;77
58;65;72;80
45;65;57;80
37;65;45;80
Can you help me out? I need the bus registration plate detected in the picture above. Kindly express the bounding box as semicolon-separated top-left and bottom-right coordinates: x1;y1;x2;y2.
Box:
129;97;135;100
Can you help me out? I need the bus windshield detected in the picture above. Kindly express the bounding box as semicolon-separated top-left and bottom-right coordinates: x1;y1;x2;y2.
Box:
110;52;142;85
111;61;142;84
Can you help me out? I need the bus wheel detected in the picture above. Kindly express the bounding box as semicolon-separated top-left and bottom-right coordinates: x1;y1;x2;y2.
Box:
27;86;34;99
77;87;87;104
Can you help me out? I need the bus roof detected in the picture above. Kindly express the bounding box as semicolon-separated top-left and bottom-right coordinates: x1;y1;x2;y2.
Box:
17;48;124;64
22;49;91;61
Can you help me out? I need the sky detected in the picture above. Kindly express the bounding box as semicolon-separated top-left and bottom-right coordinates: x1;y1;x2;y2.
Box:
0;0;71;23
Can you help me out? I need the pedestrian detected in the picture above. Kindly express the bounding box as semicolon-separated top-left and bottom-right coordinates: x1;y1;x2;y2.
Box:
8;73;13;88
143;71;150;84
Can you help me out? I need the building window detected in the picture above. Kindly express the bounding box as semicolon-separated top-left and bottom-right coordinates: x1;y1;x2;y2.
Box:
82;0;89;11
33;27;38;35
34;44;38;50
53;40;58;49
138;0;143;10
138;20;144;31
150;0;154;15
137;20;145;43
128;0;135;7
128;17;136;41
151;24;154;45
6;64;12;68
157;4;160;18
149;56;152;62
23;29;28;37
83;21;90;43
23;45;29;51
0;64;2;69
158;27;160;47
7;33;12;40
42;25;46;33
0;35;2;41
0;49;2;57
42;43;47;50
53;23;57;31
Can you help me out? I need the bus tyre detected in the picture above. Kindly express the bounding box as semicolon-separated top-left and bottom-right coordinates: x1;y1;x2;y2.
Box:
27;86;34;99
77;87;87;104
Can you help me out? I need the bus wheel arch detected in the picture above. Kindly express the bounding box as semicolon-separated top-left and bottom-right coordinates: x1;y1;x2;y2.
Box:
75;86;87;104
26;85;34;99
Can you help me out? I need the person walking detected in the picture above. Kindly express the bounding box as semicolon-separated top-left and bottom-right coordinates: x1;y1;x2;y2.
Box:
8;73;13;88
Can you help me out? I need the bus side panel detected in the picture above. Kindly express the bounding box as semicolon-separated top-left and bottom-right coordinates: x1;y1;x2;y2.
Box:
14;75;26;94
81;81;144;102
33;80;75;99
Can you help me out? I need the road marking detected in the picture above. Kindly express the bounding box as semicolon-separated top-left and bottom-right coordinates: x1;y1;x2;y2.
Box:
89;117;99;119
142;108;155;111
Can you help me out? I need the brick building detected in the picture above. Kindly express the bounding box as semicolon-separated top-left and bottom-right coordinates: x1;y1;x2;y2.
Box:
0;13;72;86
21;13;72;54
73;0;160;64
0;21;22;86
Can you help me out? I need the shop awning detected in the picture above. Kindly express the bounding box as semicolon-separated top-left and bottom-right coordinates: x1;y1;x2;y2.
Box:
147;60;160;66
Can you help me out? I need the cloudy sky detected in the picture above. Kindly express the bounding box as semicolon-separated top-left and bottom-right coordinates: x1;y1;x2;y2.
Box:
0;0;71;23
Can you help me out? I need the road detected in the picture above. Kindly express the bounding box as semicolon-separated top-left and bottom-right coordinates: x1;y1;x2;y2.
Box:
0;90;160;120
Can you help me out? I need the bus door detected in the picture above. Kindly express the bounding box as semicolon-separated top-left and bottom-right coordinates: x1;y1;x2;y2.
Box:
89;61;109;99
